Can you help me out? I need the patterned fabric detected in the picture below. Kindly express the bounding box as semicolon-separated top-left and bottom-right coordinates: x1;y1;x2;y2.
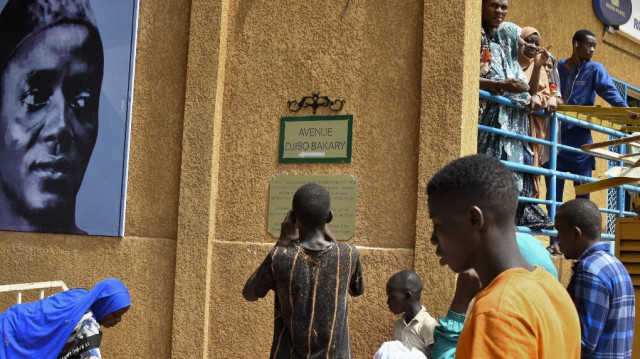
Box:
478;22;530;192
478;28;492;119
480;28;491;76
567;242;635;359
249;242;364;359
515;149;552;228
58;311;101;359
0;0;100;70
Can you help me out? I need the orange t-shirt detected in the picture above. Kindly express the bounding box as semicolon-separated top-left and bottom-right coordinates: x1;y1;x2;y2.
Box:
456;267;581;358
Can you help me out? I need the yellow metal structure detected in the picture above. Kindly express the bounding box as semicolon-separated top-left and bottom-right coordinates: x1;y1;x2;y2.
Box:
557;105;640;133
615;217;640;358
554;109;640;196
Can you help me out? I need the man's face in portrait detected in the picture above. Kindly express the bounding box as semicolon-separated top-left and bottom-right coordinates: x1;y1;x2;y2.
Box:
0;23;102;219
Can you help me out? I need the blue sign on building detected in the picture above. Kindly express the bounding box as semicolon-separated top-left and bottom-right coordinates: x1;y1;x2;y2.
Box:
594;0;633;25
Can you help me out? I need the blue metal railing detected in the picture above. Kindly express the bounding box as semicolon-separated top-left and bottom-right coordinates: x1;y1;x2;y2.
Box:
479;90;640;241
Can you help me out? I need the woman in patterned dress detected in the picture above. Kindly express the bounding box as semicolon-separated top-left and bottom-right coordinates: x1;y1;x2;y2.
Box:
478;22;553;229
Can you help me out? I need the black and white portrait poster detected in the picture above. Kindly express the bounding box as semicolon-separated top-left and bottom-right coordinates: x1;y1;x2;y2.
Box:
0;0;138;236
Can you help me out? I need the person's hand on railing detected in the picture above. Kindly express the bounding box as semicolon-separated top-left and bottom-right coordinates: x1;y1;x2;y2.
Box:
529;93;545;112
547;96;558;114
500;78;529;94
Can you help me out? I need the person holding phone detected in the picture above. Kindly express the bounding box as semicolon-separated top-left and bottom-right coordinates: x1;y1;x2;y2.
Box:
242;183;364;358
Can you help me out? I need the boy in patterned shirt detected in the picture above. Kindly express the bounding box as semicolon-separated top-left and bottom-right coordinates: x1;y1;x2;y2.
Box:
243;183;364;358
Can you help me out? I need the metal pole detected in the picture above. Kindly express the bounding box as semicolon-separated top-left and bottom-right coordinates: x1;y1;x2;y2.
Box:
549;113;558;221
618;143;627;217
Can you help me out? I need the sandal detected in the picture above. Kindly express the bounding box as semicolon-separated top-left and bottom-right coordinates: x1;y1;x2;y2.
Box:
530;221;555;230
547;244;562;256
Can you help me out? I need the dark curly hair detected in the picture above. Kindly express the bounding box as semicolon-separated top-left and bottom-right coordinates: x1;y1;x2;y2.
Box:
292;183;331;227
557;199;602;240
573;29;596;44
427;154;519;222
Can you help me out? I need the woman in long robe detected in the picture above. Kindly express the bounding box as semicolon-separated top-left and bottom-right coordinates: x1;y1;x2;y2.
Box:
517;27;558;197
0;278;131;359
478;22;552;229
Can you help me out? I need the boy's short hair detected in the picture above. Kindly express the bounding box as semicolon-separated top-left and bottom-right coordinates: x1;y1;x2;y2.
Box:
557;199;602;239
573;29;595;44
388;270;423;296
292;183;331;227
427;154;519;221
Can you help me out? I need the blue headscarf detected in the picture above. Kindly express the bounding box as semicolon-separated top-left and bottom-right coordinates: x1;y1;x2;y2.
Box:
0;278;130;359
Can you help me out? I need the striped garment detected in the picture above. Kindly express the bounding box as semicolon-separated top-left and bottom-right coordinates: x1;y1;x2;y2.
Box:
567;242;635;359
251;242;364;358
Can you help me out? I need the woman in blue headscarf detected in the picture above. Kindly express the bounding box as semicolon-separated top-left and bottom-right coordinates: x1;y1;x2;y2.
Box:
0;278;131;359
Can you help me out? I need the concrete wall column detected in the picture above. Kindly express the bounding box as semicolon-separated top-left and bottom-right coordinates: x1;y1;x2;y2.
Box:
413;0;481;315
171;0;229;357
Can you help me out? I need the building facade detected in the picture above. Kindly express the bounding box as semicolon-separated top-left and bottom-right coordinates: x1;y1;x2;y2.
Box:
1;0;638;357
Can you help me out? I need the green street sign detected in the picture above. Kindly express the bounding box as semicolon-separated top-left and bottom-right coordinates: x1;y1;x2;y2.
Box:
279;115;353;163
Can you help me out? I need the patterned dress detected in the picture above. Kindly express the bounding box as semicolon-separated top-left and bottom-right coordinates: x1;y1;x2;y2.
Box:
57;311;102;359
478;22;530;192
478;22;551;228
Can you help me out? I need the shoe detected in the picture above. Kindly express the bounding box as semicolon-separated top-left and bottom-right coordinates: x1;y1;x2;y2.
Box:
530;221;555;230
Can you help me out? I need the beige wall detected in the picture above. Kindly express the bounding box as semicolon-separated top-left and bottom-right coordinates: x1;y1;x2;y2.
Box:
1;1;630;358
205;1;426;357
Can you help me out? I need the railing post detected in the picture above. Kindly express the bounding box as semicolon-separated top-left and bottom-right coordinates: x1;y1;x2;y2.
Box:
549;112;558;221
618;142;627;218
16;291;22;304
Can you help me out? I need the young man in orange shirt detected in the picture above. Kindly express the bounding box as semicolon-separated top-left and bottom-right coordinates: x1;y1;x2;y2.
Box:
427;154;581;358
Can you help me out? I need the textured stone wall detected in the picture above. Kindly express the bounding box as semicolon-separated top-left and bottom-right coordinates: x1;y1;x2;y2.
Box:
4;1;630;358
204;1;426;357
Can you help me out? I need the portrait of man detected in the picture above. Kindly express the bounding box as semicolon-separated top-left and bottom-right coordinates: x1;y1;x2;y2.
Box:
0;0;138;235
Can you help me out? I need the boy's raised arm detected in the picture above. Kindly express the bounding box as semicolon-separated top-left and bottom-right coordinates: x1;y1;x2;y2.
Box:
242;252;276;301
244;212;296;301
349;247;365;296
